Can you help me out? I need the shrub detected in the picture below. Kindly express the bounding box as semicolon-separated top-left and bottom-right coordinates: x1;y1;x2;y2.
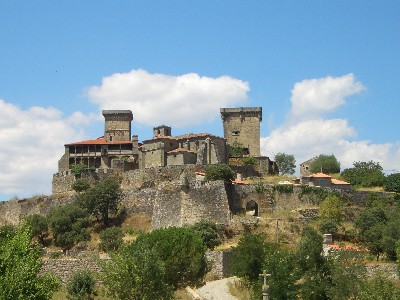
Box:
319;219;339;237
384;173;400;193
99;226;124;252
191;220;222;250
205;164;235;182
243;156;257;166
67;271;97;300
72;179;91;193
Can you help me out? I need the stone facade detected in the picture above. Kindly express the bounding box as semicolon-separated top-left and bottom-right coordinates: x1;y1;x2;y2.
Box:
220;107;262;156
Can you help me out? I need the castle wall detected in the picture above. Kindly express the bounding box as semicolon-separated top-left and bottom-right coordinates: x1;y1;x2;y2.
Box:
151;181;231;229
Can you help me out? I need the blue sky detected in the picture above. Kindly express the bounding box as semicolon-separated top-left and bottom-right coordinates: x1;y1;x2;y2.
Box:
1;1;399;200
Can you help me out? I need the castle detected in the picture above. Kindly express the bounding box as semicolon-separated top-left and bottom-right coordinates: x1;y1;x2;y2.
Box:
57;107;277;176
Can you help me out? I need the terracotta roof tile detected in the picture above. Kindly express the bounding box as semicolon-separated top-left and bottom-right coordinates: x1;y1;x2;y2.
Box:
308;173;332;178
331;179;351;185
142;135;176;143
65;137;133;146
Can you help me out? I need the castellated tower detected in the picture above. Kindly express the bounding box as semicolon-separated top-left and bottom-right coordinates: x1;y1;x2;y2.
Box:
220;107;262;156
102;110;133;142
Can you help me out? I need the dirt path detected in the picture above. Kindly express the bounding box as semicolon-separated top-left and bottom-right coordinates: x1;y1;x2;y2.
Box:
196;277;238;300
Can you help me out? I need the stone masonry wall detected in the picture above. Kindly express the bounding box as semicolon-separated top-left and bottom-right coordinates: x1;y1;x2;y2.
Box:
151;180;231;228
206;250;232;279
40;258;103;283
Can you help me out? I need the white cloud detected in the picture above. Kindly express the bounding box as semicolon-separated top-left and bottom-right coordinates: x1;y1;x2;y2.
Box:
0;99;91;198
261;74;400;174
289;73;365;121
87;69;249;127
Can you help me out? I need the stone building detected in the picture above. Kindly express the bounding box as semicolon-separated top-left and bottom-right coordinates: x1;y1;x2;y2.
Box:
58;110;139;172
220;107;262;156
299;156;318;177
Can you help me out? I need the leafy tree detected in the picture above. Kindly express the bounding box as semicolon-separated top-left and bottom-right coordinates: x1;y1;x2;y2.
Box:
102;243;173;300
341;161;385;187
357;274;400;300
384;173;400;193
274;152;296;175
319;219;339;237
25;213;48;244
191;220;222;250
319;195;345;224
134;227;207;288
0;224;60;299
67;271;97;300
72;179;91;193
77;178;122;226
231;233;271;282
204;164;235;182
262;249;299;300
48;202;91;249
99;226;124;252
296;227;330;300
309;154;340;174
327;251;366;300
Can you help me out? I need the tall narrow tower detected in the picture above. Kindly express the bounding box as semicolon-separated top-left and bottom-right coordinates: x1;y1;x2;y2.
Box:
220;107;262;156
102;110;133;142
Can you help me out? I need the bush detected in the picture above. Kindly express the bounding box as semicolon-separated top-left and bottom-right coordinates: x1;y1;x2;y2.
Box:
309;154;340;174
341;161;385;187
72;179;91;193
205;164;235;182
99;226;124;252
319;219;339;237
384;173;400;193
191;220;222;250
67;271;97;300
25;214;48;244
243;156;257;166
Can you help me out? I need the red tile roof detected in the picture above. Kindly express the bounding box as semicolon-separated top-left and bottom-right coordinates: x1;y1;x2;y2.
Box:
174;133;224;140
331;179;351;185
65;137;133;146
142;135;176;143
307;173;332;178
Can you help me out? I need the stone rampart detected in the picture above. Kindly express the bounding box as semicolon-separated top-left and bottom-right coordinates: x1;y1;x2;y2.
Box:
40;258;103;283
206;250;232;279
151;180;231;228
0;195;74;226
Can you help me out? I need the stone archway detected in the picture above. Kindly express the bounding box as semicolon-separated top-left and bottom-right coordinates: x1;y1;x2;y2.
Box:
245;200;259;216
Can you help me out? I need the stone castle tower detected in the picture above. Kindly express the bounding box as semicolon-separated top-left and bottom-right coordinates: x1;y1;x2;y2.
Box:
220;107;262;156
102;110;133;142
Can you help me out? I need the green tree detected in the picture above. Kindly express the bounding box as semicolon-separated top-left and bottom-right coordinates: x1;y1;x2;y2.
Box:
357;274;400;300
70;164;93;178
326;251;366;300
134;227;207;288
102;243;173;300
0;224;60;299
242;156;257;167
341;161;385;187
25;213;48;244
228;141;246;157
77;178;122;226
67;271;97;300
231;233;271;282
310;154;340;174
48;202;91;250
204;164;235;182
99;226;124;252
319;219;339;237
191;220;222;250
274;152;296;175
319;195;345;224
384;173;400;193
296;227;330;300
72;179;91;193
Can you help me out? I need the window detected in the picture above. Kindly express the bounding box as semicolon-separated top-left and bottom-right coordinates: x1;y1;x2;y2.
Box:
109;136;113;141
232;131;240;136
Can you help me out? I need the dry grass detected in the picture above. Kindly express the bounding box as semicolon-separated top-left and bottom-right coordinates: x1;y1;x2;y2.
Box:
228;279;252;300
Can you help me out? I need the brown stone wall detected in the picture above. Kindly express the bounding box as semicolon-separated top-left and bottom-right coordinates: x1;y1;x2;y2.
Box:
221;107;262;156
40;258;103;284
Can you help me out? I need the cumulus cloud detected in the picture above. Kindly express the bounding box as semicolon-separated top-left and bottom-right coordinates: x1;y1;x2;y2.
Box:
261;74;400;174
87;69;249;127
0;99;92;198
289;73;365;121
